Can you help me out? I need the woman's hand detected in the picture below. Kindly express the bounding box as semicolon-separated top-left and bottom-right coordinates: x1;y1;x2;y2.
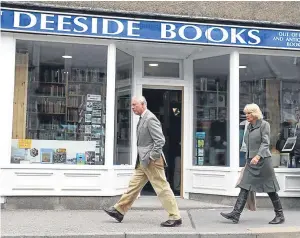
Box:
250;155;261;165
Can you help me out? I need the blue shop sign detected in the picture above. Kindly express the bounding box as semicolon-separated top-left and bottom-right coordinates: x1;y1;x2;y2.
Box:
1;8;300;50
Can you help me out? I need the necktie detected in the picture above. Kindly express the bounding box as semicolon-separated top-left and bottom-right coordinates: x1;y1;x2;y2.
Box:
137;116;142;129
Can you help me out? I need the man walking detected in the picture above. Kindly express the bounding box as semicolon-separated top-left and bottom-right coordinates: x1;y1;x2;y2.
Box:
104;96;182;227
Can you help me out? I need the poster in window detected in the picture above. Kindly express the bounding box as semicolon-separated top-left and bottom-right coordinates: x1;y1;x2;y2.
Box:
92;102;102;110
86;102;93;112
53;148;67;164
76;153;86;165
85;151;96;165
40;149;53;163
87;94;101;102
92;109;101;117
92;117;101;124
85;125;92;134
85;114;92;123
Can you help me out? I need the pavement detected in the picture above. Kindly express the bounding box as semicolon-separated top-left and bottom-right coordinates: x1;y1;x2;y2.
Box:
1;197;300;238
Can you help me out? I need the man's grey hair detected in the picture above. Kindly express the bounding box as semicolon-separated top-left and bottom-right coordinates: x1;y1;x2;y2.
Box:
132;96;147;106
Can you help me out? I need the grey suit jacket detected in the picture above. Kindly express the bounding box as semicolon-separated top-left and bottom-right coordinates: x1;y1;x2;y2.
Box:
244;119;272;159
136;110;166;168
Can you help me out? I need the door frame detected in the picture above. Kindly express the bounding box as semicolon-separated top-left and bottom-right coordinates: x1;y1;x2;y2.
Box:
142;84;185;197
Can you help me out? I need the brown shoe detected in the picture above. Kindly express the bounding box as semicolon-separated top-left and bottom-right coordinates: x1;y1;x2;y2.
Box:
160;218;182;227
104;206;124;222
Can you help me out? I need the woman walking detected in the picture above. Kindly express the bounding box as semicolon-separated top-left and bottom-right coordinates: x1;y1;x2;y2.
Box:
220;103;285;224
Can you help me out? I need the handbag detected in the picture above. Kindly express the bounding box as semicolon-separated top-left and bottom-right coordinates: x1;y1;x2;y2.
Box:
236;167;257;211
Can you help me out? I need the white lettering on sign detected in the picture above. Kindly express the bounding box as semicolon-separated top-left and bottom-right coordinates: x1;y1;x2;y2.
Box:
279;32;289;37
178;25;202;40
6;9;298;49
161;23;176;39
286;37;300;42
248;30;261;44
92;18;98;34
161;24;261;45
291;33;300;37
128;21;140;37
273;36;284;41
57;15;71;32
14;11;37;28
205;27;229;42
287;42;300;47
74;17;88;33
103;19;124;35
231;29;246;44
40;14;55;30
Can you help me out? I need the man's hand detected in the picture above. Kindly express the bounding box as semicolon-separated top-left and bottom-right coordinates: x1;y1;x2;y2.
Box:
250;155;261;165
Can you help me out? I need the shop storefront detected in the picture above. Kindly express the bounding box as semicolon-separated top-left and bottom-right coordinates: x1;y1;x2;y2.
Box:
1;6;300;207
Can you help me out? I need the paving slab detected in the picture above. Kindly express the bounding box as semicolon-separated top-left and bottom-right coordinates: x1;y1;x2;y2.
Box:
0;210;193;237
190;208;300;233
131;197;230;210
1;208;300;238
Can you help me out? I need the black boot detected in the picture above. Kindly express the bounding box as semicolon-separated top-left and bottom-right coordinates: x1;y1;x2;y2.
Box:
268;192;285;224
220;189;249;223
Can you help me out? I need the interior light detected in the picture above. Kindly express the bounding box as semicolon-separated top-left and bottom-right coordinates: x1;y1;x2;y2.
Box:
149;63;158;67
239;65;247;69
62;55;72;59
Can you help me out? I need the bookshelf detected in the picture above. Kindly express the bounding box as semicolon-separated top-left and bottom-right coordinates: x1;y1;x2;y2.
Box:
26;64;106;142
193;75;228;166
194;76;228;122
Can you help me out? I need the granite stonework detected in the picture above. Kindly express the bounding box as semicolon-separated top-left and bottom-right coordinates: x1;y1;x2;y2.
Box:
3;1;300;27
189;193;300;209
3;196;121;210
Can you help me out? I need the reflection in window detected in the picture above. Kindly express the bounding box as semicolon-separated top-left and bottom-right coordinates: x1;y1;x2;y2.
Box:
193;55;230;166
114;50;133;165
239;55;300;168
11;40;107;165
144;60;180;78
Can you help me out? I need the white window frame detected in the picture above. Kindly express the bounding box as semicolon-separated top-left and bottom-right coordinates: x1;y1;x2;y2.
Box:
114;49;134;166
142;57;183;80
236;48;300;171
2;32;118;169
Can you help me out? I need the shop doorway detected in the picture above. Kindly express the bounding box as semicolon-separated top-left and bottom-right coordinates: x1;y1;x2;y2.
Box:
141;88;182;196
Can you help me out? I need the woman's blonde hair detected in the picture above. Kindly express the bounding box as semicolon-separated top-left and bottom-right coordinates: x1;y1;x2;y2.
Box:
244;103;263;120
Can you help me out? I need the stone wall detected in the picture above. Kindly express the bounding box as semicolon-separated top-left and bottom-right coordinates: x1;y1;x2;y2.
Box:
4;1;300;27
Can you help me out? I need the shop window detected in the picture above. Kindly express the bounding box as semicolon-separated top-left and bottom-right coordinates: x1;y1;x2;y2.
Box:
239;55;300;168
143;60;180;78
193;55;230;166
11;40;107;165
114;50;133;165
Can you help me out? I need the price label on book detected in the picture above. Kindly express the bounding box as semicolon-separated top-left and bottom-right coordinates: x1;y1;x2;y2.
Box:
18;139;32;149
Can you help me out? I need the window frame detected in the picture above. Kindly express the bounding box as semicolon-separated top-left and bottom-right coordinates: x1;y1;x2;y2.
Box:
142;57;183;80
6;33;114;169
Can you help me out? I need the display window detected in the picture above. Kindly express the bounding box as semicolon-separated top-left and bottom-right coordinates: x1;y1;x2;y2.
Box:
239;55;300;168
11;40;108;165
193;55;230;166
